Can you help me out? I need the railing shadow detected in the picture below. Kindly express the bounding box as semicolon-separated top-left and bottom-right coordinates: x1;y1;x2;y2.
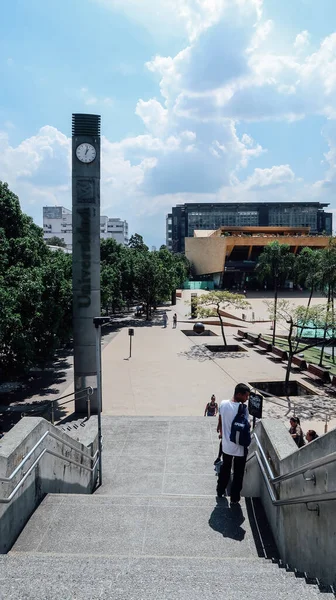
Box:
245;497;280;559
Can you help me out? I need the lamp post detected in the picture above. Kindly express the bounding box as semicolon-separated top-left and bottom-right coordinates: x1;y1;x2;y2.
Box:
93;316;110;487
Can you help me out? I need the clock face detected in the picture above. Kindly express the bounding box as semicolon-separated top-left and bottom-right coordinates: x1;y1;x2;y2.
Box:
76;143;96;163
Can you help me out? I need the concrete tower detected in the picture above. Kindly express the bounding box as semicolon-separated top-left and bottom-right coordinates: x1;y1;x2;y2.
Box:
72;114;101;413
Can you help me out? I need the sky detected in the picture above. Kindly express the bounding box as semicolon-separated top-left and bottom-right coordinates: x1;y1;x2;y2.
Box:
1;0;336;247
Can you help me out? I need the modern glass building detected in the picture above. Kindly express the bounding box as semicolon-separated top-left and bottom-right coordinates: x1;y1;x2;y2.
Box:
166;202;333;253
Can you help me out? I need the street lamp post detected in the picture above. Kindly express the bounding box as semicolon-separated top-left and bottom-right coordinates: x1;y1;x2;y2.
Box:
93;316;110;487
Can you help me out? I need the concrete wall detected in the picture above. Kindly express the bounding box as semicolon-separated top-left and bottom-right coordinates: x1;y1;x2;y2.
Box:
243;419;336;587
0;417;98;553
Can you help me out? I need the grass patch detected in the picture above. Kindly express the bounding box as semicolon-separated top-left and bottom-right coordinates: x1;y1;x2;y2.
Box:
263;334;336;376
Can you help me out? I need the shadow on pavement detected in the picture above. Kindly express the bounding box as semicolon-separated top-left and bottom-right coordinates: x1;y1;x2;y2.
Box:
178;345;249;362
208;498;246;541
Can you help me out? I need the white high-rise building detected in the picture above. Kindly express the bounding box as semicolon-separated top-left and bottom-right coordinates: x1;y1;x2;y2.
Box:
43;207;129;251
43;207;73;249
100;216;129;245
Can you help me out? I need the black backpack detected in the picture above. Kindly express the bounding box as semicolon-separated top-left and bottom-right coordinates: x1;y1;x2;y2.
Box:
230;403;251;447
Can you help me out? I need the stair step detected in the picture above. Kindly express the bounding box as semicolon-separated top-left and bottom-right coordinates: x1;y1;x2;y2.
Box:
11;495;264;559
0;555;333;600
2;416;334;598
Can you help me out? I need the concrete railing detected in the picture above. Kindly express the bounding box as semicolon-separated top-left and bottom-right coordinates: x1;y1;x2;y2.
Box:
0;416;98;553
243;419;336;587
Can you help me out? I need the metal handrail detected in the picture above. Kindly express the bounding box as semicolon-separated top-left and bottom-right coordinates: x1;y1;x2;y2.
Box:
51;386;93;406
0;429;94;483
0;450;99;504
50;386;93;425
19;386;93;425
248;432;336;507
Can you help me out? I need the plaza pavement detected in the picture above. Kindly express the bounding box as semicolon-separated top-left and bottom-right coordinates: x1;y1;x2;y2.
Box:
93;293;331;431
24;290;335;436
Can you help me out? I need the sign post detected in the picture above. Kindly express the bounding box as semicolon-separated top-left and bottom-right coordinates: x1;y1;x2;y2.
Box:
248;391;263;429
128;328;134;358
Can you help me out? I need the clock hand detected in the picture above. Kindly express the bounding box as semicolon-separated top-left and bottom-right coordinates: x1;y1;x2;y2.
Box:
85;146;89;155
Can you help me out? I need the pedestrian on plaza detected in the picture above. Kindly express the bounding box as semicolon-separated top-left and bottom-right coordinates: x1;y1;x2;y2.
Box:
173;313;177;329
204;394;218;417
289;417;305;448
306;429;319;443
216;383;251;505
162;311;168;328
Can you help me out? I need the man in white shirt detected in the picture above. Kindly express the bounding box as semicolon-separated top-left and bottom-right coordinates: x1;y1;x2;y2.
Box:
216;383;250;505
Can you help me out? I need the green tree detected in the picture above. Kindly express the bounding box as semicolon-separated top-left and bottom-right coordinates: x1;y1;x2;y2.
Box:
101;264;122;314
193;291;250;346
0;181;72;376
128;233;148;252
294;248;322;349
100;238;135;312
266;300;331;400
133;251;161;319
45;236;67;248
256;241;295;345
315;240;336;365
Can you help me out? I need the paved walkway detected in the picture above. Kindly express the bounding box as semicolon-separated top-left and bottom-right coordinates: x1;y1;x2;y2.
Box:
99;296;276;416
97;294;336;435
12;291;334;436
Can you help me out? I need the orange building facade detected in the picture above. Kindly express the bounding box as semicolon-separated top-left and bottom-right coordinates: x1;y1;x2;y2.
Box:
185;226;331;288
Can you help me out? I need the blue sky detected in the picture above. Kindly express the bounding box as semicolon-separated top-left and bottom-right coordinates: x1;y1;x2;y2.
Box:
1;0;336;247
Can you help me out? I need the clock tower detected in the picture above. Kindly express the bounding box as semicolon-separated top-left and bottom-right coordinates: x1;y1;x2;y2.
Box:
72;113;101;413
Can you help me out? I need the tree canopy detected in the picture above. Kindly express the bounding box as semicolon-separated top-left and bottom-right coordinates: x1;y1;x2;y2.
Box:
100;235;190;318
193;291;250;346
256;241;295;344
0;181;72;377
45;236;67;248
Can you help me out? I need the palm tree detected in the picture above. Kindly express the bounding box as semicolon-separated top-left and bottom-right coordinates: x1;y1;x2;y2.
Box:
256;241;295;345
294;248;322;349
316;240;336;365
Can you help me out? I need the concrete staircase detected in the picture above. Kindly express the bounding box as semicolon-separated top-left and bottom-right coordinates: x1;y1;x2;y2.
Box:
0;417;334;599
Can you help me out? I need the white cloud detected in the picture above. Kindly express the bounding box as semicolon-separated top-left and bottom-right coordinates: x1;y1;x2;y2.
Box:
143;8;336;124
313;123;336;193
135;99;168;136
85;96;98;106
79;87;113;107
242;165;296;190
95;0;262;41
0;126;70;185
294;30;310;53
3;0;336;245
247;19;273;53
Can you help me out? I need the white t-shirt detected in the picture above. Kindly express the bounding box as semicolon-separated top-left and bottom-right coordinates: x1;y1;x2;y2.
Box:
219;399;248;457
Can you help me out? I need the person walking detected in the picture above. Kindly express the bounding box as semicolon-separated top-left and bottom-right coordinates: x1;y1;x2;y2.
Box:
162;311;168;328
289;417;305;448
204;394;218;417
216;383;251;505
173;313;177;329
